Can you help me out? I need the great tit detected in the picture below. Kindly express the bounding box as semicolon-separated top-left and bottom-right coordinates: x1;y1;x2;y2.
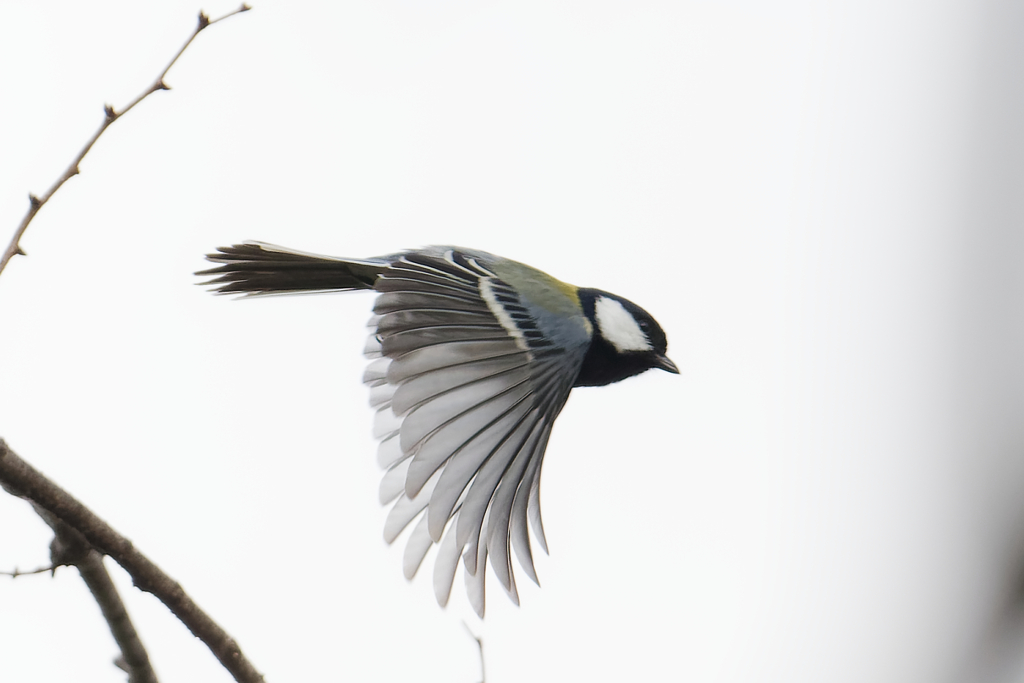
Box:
199;242;678;616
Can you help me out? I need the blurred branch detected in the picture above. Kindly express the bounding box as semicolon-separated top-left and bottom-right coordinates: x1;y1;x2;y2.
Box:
0;438;264;683
463;622;486;683
0;3;251;278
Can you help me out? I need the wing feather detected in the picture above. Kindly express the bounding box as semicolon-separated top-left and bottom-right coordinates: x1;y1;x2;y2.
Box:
372;405;401;439
400;251;492;281
376;274;481;298
433;510;463;606
362;357;390;385
528;453;549;554
464;525;490;617
383;469;440;543
391;354;530;416
510;445;545;585
404;378;533;495
403;515;434;579
379;456;410;505
485;421;551;592
381;325;511;356
457;415;547;574
367;381;396;408
426;400;536;542
376;432;405;469
374;291;490;315
377;309;495;335
399;372;532;454
363;249;589;612
485;483;526;595
387;340;524;383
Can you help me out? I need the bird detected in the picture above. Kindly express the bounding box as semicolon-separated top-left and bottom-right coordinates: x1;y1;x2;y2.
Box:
198;241;678;616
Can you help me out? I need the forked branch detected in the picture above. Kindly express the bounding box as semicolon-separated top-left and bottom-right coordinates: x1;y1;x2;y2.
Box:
0;438;264;683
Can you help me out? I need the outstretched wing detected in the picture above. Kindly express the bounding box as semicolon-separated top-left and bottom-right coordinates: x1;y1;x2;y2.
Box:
364;248;590;616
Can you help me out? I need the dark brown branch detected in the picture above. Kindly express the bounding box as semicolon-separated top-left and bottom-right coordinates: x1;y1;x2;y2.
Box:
0;3;251;278
34;506;160;683
81;551;159;683
1;470;156;681
0;439;264;683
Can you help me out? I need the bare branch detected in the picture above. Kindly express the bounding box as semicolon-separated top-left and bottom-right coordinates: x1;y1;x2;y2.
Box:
2;468;157;681
0;3;251;278
0;438;264;683
80;550;159;683
0;565;55;578
31;506;161;683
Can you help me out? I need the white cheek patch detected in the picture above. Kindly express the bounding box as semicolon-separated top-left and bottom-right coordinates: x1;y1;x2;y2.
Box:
594;296;652;352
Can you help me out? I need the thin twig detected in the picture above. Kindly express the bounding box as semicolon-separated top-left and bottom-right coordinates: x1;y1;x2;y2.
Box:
0;565;56;578
463;621;486;683
0;438;264;683
0;3;251;278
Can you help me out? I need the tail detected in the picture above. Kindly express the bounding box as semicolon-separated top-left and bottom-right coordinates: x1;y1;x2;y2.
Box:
197;242;387;296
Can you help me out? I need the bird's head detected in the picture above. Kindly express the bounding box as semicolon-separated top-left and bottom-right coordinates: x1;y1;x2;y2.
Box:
574;288;678;387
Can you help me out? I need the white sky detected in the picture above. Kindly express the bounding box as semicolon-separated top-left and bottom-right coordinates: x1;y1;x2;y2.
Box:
1;1;1022;682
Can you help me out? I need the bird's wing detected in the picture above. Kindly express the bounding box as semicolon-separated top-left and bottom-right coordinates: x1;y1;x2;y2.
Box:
363;249;590;617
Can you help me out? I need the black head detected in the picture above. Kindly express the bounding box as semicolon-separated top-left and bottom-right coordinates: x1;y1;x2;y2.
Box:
574;288;679;387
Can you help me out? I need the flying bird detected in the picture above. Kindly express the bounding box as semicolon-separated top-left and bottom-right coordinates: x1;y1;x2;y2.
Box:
199;242;678;616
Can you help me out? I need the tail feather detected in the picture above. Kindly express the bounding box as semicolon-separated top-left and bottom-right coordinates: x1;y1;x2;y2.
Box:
197;242;386;296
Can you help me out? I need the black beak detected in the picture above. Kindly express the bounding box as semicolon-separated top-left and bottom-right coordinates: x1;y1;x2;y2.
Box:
652;354;679;374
